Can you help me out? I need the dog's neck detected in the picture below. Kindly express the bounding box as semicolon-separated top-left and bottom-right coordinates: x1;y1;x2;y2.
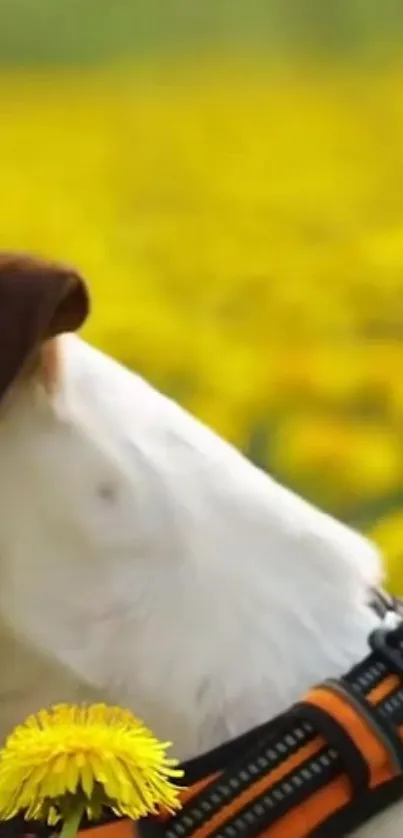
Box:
0;336;383;760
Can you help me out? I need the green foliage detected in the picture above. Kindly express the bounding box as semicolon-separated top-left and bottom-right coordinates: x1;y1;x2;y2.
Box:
2;0;403;66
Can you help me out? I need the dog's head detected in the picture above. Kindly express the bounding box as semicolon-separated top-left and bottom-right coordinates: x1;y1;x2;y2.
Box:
0;252;89;403
0;251;384;758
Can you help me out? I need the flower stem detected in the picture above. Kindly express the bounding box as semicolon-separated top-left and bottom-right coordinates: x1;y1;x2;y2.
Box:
59;801;85;838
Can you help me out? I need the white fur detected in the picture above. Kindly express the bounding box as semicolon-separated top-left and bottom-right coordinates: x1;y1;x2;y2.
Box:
0;333;400;835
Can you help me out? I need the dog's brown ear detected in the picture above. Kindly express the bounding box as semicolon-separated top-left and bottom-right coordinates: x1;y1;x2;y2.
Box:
0;252;89;401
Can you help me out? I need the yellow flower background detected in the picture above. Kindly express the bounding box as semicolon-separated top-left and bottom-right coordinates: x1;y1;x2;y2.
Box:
3;50;403;591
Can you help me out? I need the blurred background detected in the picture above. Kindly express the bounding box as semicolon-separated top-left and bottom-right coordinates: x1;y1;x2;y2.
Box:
2;1;403;591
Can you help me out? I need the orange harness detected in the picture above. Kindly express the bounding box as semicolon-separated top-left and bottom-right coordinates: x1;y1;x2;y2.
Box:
3;591;403;838
141;624;403;838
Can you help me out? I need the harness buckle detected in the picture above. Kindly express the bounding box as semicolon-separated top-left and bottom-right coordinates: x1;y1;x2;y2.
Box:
369;623;403;676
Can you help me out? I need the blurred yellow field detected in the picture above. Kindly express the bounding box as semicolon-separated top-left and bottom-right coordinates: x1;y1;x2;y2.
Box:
2;57;403;588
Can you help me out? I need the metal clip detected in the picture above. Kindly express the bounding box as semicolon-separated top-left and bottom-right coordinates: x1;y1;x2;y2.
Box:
369;624;403;676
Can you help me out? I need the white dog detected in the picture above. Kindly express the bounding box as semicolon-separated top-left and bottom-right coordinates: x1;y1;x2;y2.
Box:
0;253;401;836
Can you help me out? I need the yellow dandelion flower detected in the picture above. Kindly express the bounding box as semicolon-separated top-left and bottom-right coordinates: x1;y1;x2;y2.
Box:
0;703;183;838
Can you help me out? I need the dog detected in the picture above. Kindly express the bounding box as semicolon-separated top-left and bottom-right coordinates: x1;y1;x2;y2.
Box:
0;252;401;836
